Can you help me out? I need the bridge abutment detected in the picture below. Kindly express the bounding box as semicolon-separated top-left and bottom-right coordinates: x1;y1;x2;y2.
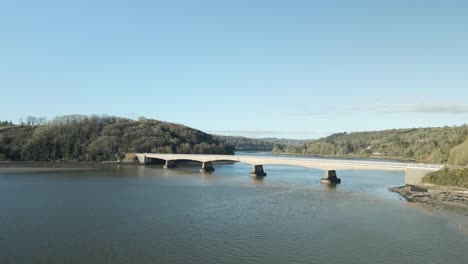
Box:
321;170;341;184
404;168;435;185
200;161;215;172
163;160;177;169
249;165;267;178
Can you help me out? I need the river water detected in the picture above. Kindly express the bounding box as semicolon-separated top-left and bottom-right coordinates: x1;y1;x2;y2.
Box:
1;154;467;264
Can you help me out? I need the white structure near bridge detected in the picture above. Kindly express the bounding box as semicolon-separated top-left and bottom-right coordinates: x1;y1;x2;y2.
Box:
134;153;444;185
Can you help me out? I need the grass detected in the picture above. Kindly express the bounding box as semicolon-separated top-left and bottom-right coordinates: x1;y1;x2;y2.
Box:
422;167;468;188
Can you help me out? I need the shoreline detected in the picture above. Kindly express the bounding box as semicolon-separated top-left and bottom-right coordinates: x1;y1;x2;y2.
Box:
389;185;468;216
0;161;142;173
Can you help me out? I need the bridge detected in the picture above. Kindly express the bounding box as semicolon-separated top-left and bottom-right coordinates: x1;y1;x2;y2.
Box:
134;153;444;185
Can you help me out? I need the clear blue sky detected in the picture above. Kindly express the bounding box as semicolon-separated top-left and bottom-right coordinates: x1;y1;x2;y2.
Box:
1;0;467;139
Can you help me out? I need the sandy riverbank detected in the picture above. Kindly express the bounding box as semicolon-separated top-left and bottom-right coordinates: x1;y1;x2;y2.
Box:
390;185;468;216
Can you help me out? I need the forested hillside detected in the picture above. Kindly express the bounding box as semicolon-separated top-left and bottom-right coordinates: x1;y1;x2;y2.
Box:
0;115;233;161
213;135;274;151
261;137;312;146
214;135;309;151
273;126;468;165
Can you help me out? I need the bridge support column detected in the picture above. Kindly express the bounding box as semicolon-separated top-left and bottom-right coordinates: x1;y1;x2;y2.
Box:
143;155;147;165
200;161;215;172
321;170;341;184
163;160;176;169
249;165;267;178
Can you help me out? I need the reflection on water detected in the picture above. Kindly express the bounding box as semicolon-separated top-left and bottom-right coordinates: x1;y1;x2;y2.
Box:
321;182;338;191
0;162;467;264
250;176;265;186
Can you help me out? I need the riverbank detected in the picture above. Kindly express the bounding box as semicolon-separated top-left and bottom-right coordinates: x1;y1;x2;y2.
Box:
390;185;468;216
0;161;141;174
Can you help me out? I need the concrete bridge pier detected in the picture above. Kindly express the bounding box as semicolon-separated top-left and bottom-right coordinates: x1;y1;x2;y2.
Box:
320;170;341;184
163;160;176;169
200;161;215;172
249;165;267;178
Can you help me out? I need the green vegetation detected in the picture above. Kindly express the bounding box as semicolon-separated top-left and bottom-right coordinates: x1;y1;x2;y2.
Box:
214;135;274;151
0;120;15;132
273;126;468;165
261;137;312;146
422;167;468;188
214;135;309;151
0;115;234;162
0;121;14;127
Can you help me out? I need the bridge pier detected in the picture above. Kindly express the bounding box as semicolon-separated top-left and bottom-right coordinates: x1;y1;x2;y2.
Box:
249;165;267;178
163;160;177;169
321;170;341;184
200;161;215;172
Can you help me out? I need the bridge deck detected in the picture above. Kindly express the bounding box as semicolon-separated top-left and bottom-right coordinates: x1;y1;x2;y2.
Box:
135;153;443;172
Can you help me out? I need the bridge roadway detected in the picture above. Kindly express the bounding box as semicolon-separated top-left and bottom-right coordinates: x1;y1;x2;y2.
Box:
135;153;444;184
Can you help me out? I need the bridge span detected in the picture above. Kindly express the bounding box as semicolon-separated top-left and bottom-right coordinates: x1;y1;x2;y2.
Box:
134;153;444;184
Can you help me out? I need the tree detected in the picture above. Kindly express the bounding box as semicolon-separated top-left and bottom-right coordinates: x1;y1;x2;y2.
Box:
24;116;47;126
87;136;120;161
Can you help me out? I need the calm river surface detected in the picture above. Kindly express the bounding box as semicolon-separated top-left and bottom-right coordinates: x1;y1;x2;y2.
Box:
1;153;467;264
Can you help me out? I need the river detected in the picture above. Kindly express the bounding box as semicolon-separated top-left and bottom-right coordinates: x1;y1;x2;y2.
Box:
1;153;467;263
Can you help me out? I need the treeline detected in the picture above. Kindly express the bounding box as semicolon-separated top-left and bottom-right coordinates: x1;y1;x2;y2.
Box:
273;126;468;165
214;135;274;151
214;135;309;151
261;137;311;146
0;121;14;127
0;115;234;162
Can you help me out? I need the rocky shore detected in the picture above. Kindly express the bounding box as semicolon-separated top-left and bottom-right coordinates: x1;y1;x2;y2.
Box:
390;185;468;216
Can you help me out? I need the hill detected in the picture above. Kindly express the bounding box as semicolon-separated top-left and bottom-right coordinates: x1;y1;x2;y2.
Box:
0;115;233;162
214;135;310;151
273;126;468;165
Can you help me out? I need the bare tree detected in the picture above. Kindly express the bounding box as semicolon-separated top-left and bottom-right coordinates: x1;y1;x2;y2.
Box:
37;117;47;125
25;116;36;126
24;116;47;126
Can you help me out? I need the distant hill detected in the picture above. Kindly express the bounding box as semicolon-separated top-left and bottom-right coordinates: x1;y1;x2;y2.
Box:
213;135;273;151
273;126;468;165
0;115;233;161
214;135;310;151
261;137;314;146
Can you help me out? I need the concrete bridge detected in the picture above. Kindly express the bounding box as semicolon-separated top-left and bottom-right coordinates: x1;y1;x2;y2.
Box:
134;153;444;185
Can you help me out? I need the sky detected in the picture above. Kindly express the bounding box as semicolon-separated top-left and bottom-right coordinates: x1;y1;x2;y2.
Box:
1;0;467;139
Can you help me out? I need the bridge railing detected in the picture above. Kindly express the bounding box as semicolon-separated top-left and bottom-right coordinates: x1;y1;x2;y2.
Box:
403;163;444;169
442;165;468;169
